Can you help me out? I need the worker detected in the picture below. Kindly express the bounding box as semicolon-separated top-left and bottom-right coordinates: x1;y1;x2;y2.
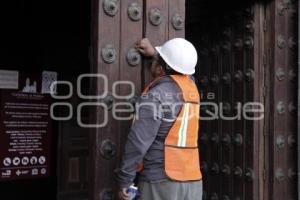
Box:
115;38;202;200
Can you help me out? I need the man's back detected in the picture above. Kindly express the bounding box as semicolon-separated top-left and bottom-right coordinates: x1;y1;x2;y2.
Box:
139;76;183;182
115;76;183;186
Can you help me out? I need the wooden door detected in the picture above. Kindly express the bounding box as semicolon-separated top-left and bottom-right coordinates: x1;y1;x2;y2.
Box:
186;0;298;199
264;0;298;199
187;2;265;199
89;0;185;199
89;0;298;199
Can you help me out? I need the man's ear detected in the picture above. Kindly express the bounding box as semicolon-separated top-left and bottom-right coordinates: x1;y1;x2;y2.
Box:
156;65;164;75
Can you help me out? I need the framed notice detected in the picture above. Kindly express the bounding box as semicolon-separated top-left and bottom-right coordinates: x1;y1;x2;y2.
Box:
0;70;57;181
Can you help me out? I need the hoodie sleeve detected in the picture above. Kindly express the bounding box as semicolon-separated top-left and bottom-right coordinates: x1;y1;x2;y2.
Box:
114;91;163;188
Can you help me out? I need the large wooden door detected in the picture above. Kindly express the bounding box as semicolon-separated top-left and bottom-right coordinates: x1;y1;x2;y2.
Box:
186;0;298;199
264;0;298;199
89;0;298;199
89;0;185;199
187;2;265;199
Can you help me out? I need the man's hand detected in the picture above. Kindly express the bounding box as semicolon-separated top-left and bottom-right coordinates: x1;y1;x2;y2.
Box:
136;38;156;57
118;187;131;200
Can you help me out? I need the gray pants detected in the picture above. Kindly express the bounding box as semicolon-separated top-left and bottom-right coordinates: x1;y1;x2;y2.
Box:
138;179;203;200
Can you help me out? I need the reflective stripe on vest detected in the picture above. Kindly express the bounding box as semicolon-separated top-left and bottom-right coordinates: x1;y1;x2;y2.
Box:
138;75;202;181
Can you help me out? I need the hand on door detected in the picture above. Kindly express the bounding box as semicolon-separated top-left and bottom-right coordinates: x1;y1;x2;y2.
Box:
135;38;156;57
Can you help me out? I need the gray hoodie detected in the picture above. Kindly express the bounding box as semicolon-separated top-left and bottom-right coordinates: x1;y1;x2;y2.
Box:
115;76;187;188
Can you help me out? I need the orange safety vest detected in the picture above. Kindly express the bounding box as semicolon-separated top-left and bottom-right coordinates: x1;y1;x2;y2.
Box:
138;74;202;181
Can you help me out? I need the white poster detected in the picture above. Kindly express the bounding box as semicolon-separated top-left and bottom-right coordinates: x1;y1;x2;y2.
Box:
0;70;19;89
41;71;57;94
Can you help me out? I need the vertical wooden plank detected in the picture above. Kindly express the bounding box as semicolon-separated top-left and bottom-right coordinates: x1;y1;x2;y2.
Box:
198;39;212;199
220;24;234;200
118;0;143;165
246;3;265;200
194;28;211;198
191;22;213;197
186;16;207;198
269;0;288;199
297;0;300;197
90;0;121;199
244;3;256;200
68;157;80;183
204;37;217;199
264;2;275;199
232;11;245;200
143;0;169;86
168;0;185;39
89;1;99;199
284;0;298;199
264;0;298;199
210;31;223;200
253;4;265;200
119;0;143;94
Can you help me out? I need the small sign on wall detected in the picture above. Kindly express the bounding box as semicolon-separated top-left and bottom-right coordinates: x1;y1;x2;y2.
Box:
0;70;56;181
0;70;19;89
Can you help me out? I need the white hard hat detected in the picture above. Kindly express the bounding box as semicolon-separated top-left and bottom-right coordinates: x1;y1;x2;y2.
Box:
155;38;198;75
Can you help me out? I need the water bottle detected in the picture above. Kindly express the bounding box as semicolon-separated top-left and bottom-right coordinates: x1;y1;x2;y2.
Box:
126;185;138;200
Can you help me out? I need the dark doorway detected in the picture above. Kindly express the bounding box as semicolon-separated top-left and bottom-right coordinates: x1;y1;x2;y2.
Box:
185;0;261;199
0;1;91;200
185;0;298;199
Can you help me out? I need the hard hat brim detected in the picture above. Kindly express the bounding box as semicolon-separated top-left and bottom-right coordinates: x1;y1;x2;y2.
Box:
155;46;195;75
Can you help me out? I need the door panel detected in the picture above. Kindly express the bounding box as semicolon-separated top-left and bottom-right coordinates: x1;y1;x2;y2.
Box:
90;0;186;199
186;0;298;199
143;0;169;86
143;0;185;86
89;0;298;199
232;12;246;200
168;0;185;39
219;24;234;200
265;0;298;199
90;0;122;199
118;0;143;154
186;1;264;199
